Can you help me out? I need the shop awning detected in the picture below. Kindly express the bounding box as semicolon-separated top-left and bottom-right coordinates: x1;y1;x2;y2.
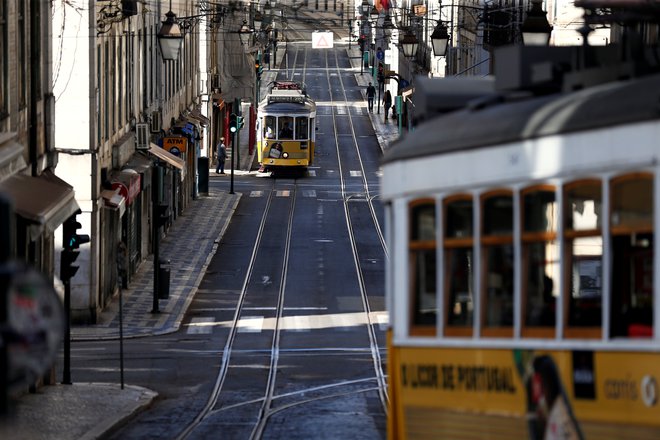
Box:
0;171;80;239
124;152;152;190
189;109;210;127
148;144;186;180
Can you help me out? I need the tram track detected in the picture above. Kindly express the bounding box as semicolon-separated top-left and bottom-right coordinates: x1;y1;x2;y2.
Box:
325;48;389;413
176;43;388;439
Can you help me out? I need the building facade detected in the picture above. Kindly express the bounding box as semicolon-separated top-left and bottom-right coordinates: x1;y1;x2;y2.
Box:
53;0;206;323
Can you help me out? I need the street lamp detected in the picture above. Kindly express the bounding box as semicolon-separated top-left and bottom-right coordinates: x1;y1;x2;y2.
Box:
370;6;379;22
157;10;184;61
430;21;450;57
382;14;394;42
361;0;371;17
521;0;553;46
238;20;253;45
400;32;419;58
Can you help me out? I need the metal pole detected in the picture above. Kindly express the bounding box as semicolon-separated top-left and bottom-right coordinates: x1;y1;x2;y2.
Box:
119;282;124;389
230;133;235;194
151;166;160;314
62;278;72;384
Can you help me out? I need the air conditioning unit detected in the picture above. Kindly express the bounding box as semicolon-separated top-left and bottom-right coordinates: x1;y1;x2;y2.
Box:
136;123;149;150
150;111;161;132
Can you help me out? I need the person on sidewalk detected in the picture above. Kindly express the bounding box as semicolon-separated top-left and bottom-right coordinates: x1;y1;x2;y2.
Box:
383;90;392;122
215;137;227;174
366;82;376;112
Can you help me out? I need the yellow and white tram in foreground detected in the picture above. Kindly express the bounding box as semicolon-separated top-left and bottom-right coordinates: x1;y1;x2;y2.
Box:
382;69;660;438
256;81;316;172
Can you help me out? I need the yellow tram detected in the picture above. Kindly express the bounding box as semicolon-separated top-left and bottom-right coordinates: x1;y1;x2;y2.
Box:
381;51;660;438
256;81;316;173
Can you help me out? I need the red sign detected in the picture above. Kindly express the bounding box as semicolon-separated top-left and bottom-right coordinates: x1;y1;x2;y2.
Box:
112;171;141;205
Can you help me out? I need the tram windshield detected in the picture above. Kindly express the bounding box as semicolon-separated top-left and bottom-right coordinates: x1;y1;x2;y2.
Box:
295;117;309;140
278;117;294;139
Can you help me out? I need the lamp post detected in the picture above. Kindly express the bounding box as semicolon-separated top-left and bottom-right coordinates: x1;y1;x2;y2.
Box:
521;0;554;45
157;10;184;61
238;20;253;46
430;21;450;57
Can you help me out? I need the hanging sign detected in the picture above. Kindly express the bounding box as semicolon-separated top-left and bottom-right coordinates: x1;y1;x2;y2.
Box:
163;136;188;157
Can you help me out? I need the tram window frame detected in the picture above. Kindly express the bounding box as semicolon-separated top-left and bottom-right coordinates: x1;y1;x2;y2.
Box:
409;198;437;336
563;179;603;339
480;190;514;338
295;117;309;140
609;173;654;339
521;185;559;338
278;116;294;139
264;116;276;139
443;195;474;337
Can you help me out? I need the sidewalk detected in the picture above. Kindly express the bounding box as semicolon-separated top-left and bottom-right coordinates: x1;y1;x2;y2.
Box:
1;34;398;440
347;47;401;151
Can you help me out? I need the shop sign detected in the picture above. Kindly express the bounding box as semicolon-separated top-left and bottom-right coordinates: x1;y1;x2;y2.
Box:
112;171;141;205
163;136;188;158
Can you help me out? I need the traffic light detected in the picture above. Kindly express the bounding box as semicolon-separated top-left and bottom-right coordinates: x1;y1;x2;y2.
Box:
229;113;238;133
237;116;244;129
255;61;262;79
61;211;90;282
60;249;80;281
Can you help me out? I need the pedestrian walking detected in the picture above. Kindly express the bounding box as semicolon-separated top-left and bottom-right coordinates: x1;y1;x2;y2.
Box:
383;90;392;122
366;82;376;112
215;137;227;174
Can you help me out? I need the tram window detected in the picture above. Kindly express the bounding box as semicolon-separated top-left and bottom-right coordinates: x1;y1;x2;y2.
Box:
564;181;603;337
409;200;437;333
444;197;474;335
522;187;559;336
278;117;294;139
481;192;514;335
295;117;308;140
264;116;275;139
610;174;654;338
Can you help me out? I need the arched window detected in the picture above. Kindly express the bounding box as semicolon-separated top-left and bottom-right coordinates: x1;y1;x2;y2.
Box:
409;199;437;335
444;195;474;336
610;173;654;338
481;191;514;337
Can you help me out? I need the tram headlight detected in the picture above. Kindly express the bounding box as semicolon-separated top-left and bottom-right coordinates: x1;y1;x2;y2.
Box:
282;152;289;159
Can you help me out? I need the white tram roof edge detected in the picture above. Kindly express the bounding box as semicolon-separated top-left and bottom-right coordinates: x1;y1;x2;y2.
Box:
382;73;660;200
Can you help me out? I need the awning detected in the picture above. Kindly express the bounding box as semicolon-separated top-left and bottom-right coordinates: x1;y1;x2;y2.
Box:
189;109;210;127
0;171;80;239
124;152;152;189
148;144;186;181
101;188;126;217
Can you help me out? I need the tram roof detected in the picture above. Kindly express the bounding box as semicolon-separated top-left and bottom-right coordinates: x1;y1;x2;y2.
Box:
383;72;660;164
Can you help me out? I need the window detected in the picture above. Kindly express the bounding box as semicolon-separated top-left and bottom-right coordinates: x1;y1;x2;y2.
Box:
564;180;602;338
1;1;8;117
409;199;437;334
481;191;514;336
610;173;654;338
295;117;309;140
522;186;559;337
444;196;474;336
18;1;27;108
264;116;276;138
278;116;294;139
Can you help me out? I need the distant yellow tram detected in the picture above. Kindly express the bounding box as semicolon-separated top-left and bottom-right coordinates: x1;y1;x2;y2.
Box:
256;81;316;173
382;70;660;439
